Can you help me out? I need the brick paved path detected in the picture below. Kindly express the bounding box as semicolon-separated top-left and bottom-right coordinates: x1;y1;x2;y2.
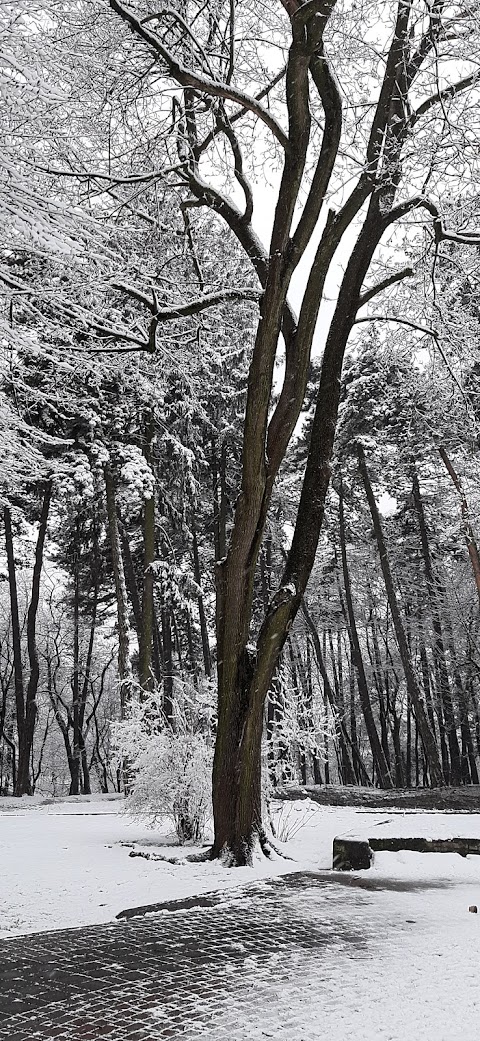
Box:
0;872;384;1041
0;870;472;1041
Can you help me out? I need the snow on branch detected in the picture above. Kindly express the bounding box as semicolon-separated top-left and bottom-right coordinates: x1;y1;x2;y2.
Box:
357;267;414;309
411;72;480;126
386;196;480;245
111;283;261;322
108;0;288;150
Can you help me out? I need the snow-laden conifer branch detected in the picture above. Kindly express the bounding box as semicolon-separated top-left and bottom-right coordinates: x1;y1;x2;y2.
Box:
1;264;259;354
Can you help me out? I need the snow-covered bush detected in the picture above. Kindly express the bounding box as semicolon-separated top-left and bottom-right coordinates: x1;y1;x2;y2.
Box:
111;694;212;843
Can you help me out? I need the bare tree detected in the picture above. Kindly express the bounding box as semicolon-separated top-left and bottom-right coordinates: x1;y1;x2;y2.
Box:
7;0;479;855
99;0;480;861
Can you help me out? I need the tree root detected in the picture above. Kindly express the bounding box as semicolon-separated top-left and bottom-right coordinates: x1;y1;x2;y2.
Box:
184;846;214;863
259;827;295;861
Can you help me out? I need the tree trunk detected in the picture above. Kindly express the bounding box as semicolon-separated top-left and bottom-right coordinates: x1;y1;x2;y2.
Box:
302;602;356;785
104;465;134;720
4;505;26;793
161;599;174;723
338;480;393;788
190;500;212;677
367;617;391;770
6;482;52;796
211;41;414;857
439;446;480;609
139;491;155;690
139;417;156;691
70;518;82;796
411;466;461;783
358;447;444;786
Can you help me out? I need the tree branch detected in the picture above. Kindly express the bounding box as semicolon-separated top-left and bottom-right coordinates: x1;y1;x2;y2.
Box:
195;68;287;159
411;72;479;125
353;313;436;337
357;266;413;308
387;196;480;244
108;0;288;149
111;283;261;318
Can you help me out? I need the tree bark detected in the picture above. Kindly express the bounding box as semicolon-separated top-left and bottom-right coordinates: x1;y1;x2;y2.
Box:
139;491;155;690
4;505;26;792
161;599;174;723
139;416;156;691
70;517;82;795
190;500;212;677
6;482;52;796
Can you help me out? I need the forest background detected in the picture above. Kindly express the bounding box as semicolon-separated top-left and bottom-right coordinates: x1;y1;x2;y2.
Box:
2;0;480;864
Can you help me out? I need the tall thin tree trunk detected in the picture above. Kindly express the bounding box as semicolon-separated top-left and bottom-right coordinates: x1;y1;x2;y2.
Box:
338;480;393;788
70;519;81;796
439;447;480;609
306;639;323;784
4;505;26;793
367;617;391;770
139;492;155;690
6;482;52;796
411;466;461;783
442;623;478;784
190;499;212;677
139;417;156;691
104;465;134;721
358;448;444;786
161;599;174;723
301;601;357;786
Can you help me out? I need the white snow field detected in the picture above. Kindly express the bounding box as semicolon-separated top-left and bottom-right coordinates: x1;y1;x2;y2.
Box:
1;796;480;1039
1;795;480;936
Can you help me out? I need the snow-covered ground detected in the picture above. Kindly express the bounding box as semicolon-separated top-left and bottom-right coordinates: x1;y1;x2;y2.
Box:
2;796;480;1039
0;795;336;936
1;794;480;938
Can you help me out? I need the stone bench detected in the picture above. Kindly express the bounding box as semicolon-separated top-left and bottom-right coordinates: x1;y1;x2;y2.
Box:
333;834;480;871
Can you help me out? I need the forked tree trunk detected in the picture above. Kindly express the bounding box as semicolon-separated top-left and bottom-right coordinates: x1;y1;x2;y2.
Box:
212;199;389;861
108;0;480;865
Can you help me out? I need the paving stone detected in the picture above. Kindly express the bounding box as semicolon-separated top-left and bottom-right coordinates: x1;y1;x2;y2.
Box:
0;872;373;1040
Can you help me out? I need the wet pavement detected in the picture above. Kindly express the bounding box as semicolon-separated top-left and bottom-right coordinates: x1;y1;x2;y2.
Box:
0;870;468;1041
